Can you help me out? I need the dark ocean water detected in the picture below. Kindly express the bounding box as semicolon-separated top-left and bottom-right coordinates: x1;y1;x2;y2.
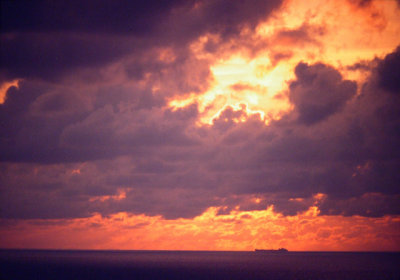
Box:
1;250;399;280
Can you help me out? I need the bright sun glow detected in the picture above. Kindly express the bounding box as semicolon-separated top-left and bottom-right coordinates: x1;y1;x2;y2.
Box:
168;55;293;125
168;0;400;127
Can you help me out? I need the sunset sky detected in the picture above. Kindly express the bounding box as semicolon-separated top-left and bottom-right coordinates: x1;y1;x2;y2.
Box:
1;0;400;251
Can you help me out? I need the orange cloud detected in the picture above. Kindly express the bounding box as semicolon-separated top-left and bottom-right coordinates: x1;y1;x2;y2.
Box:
0;79;19;104
1;206;398;251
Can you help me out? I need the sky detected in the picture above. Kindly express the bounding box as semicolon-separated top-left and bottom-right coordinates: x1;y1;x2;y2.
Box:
0;0;400;251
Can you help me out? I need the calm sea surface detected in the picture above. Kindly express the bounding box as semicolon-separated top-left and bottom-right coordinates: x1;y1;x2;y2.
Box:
1;250;399;280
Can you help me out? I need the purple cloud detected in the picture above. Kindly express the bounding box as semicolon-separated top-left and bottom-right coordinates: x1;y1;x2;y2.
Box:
1;1;399;220
288;62;357;125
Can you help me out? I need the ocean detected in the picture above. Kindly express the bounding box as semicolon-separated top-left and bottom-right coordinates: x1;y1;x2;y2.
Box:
1;250;399;280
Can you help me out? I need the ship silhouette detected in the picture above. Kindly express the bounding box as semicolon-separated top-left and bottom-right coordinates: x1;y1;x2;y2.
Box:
254;248;288;253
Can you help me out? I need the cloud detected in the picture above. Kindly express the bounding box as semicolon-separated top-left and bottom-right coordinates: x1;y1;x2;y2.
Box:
0;0;399;221
273;23;325;47
288;62;357;125
346;59;379;72
0;0;283;163
2;207;399;251
0;1;179;34
2;49;400;220
377;46;400;94
0;0;282;82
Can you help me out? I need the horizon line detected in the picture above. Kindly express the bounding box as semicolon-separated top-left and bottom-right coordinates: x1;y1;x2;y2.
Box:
1;248;399;253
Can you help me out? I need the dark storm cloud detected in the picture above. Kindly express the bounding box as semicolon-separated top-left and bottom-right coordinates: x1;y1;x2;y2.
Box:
0;80;102;163
60;103;200;152
346;58;379;72
0;0;282;163
2;49;400;219
0;0;282;81
0;0;177;81
1;0;281;40
0;80;199;163
204;49;400;217
377;46;400;94
174;0;283;39
0;0;180;34
1;0;399;221
288;62;357;125
0;0;282;219
318;193;400;217
0;33;137;81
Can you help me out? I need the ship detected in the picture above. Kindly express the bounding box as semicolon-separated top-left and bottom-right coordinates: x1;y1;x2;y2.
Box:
254;248;288;253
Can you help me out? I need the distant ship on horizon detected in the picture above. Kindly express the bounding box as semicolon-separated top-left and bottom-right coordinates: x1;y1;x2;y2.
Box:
254;248;288;253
